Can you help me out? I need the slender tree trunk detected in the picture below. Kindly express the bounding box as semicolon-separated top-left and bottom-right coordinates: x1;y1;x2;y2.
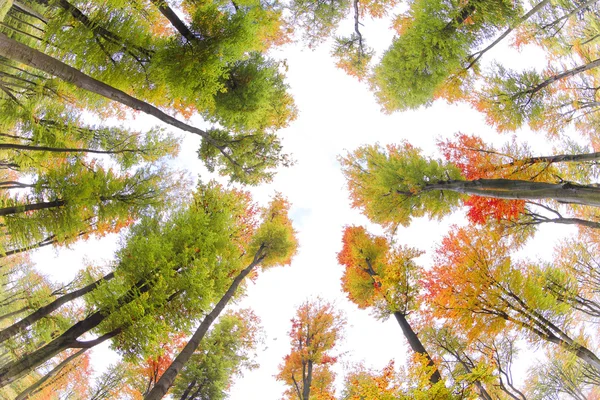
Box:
0;142;140;155
0;200;65;216
420;179;600;207
14;348;87;400
302;360;313;400
0;276;153;388
148;0;196;42
498;151;600;168
37;0;151;57
0;33;236;167
0;272;114;344
144;248;266;400
466;0;551;69
12;0;48;24
0;306;28;323
522;57;600;97
393;312;442;384
179;378;197;400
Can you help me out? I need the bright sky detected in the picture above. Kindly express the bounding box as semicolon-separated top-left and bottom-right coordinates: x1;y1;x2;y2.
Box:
30;9;577;399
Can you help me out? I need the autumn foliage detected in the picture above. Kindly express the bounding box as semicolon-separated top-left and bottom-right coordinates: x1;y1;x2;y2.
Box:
277;299;344;400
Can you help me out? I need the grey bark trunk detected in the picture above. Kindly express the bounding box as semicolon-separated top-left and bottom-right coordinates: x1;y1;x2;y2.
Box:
14;348;87;400
0;33;233;165
0;272;114;344
423;179;600;207
393;312;442;384
144;249;265;400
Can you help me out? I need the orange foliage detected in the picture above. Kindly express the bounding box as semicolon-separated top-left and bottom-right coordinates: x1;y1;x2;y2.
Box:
277;299;344;400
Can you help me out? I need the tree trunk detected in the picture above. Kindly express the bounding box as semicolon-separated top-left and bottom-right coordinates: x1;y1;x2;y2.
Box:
466;0;551;69
144;248;265;400
0;306;28;323
36;0;151;57
393;312;442;384
302;360;313;400
523;57;600;97
179;378;197;400
0;33;234;165
149;0;196;42
0;276;153;388
422;179;600;207
0;142;141;156
14;348;87;400
0;200;65;216
0;272;114;344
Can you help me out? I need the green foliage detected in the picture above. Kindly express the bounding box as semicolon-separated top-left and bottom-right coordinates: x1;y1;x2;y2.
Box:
475;64;547;132
211;54;297;133
287;0;351;45
339;143;463;229
249;194;298;268
371;0;517;111
87;182;255;358
171;309;263;400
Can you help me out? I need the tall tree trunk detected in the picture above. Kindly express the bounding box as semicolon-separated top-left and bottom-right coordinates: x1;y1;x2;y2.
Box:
465;0;551;69
420;179;600;207
0;200;65;216
363;259;443;386
0;306;28;323
35;0;151;58
148;0;196;42
0;276;153;388
302;360;313;400
522;57;600;97
0;142;142;155
14;348;87;400
0;272;114;344
0;33;237;168
393;312;442;384
179;378;197;400
144;247;266;400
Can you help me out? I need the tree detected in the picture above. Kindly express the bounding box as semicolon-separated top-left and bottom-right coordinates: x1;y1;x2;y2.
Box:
437;133;600;228
171;309;263;400
0;270;114;344
0;181;263;387
144;194;298;399
370;0;521;111
426;224;600;371
338;225;442;385
340;143;600;231
0;160;173;257
524;346;600;400
276;299;344;400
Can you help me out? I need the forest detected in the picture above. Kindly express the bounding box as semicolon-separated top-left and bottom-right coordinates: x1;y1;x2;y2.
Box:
0;0;599;398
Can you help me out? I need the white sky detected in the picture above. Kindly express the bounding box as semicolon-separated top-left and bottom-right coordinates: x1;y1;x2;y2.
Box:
29;9;578;400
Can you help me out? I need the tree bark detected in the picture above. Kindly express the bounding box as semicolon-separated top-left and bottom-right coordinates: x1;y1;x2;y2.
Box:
522;57;600;97
144;247;266;400
421;179;600;207
302;360;313;400
14;348;87;400
0;272;114;344
179;378;197;400
149;0;196;42
0;33;237;168
393;312;442;384
0;200;65;216
0;276;153;388
0;142;142;156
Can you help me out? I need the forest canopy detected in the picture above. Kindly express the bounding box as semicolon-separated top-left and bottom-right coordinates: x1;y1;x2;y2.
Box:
0;0;599;398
